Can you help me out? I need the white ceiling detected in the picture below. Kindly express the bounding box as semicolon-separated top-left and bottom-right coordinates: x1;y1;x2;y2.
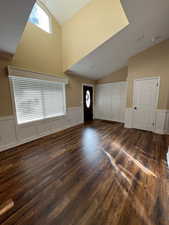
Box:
0;0;35;54
42;0;92;24
69;0;169;80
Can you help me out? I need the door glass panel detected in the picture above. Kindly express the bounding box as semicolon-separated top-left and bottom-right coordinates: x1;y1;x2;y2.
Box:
86;90;91;108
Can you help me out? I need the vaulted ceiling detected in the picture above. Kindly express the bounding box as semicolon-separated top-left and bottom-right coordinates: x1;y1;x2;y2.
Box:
42;0;92;24
1;0;169;81
70;0;169;79
0;0;35;55
41;0;169;80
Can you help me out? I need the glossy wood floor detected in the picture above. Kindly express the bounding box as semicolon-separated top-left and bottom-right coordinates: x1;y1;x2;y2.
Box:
0;120;169;225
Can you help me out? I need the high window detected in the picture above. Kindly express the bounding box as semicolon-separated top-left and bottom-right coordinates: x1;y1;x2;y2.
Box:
10;76;66;124
29;2;51;33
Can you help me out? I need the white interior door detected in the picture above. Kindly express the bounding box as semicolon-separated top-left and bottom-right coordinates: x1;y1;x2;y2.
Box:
132;77;160;131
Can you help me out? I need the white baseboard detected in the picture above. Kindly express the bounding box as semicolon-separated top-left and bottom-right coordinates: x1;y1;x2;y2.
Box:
0;107;83;152
124;108;169;134
154;129;165;135
94;117;124;123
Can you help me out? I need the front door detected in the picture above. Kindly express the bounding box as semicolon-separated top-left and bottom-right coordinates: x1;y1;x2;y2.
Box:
83;85;93;122
132;77;159;131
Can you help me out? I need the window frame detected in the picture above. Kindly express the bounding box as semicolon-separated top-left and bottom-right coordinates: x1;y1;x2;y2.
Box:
8;67;68;127
28;1;52;34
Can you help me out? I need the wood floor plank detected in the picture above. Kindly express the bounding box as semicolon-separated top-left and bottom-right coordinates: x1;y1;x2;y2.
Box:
0;120;168;225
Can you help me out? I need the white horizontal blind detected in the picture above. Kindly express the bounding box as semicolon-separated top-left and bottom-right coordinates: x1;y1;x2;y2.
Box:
11;76;66;124
42;81;65;118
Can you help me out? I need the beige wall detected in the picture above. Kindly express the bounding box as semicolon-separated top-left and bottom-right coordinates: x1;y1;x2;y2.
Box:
96;67;127;84
12;19;62;75
0;59;13;116
1;3;169;117
62;0;129;71
0;8;95;117
127;39;169;109
0;60;95;117
0;10;64;117
66;73;95;108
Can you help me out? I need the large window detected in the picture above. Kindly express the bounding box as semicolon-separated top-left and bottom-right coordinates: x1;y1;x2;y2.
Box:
28;2;51;33
11;76;66;124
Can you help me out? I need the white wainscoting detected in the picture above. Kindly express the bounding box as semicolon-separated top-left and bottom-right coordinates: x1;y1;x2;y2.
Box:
0;107;83;152
164;110;169;134
95;82;127;123
124;108;133;128
125;108;169;134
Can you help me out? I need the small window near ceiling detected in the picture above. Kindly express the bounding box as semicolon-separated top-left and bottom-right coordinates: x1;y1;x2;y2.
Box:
28;2;51;33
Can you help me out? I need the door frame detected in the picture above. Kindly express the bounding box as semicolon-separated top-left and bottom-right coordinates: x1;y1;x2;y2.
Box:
132;76;160;132
82;84;94;122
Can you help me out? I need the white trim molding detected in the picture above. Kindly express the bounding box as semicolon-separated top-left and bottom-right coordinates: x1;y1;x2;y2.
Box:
8;66;69;84
0;107;83;152
165;111;169;135
124;108;133;128
124;108;169;134
155;109;167;134
0;116;17;151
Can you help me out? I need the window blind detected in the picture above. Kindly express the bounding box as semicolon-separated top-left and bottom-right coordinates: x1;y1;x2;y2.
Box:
11;76;66;124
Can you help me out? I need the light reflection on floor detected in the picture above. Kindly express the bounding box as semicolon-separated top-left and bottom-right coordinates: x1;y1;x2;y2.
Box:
111;142;157;177
82;127;157;177
82;128;102;164
79;123;168;225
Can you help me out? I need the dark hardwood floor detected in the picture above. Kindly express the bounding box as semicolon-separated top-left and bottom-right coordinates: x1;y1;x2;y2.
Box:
0;120;169;225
